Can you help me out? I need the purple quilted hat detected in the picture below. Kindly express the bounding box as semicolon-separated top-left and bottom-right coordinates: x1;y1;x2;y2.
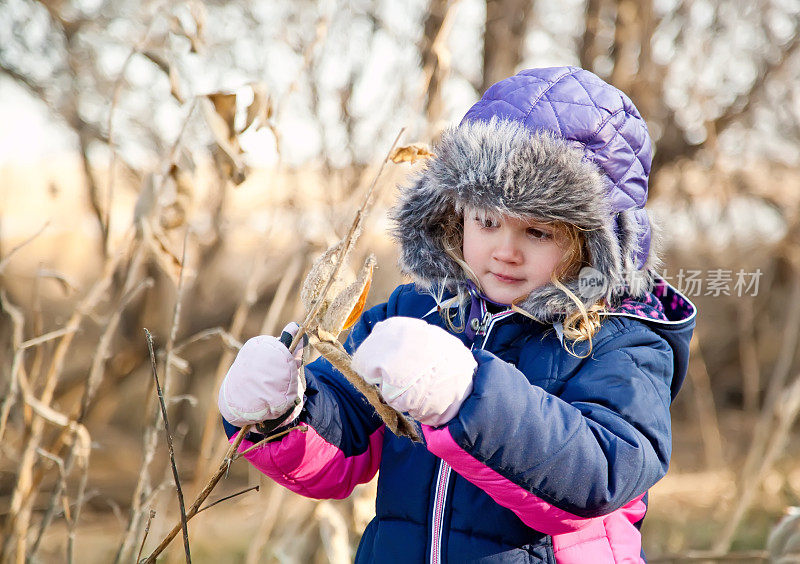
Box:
392;67;659;321
462;67;653;269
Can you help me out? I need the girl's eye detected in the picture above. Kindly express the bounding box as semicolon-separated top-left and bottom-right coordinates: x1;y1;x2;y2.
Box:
527;228;553;240
474;216;498;229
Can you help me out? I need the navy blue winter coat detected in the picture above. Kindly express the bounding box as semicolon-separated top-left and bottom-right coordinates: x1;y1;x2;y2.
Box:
224;280;695;563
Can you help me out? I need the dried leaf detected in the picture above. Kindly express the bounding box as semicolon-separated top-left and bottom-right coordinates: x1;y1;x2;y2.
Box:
211;144;247;185
206;92;237;141
172;165;193;199
243;83;271;132
169;15;184;37
160;203;185;230
390;143;435;164
189;34;203;55
343;263;373;330
203;96;247;184
144;224;183;285
175;148;196;174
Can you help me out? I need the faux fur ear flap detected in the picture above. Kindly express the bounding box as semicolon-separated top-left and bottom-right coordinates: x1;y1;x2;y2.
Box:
642;208;663;274
617;208;660;298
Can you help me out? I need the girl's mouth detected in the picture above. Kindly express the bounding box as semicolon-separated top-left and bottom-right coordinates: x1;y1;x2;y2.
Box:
491;272;524;284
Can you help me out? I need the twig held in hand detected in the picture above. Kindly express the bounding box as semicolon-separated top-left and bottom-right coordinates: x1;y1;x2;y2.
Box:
314;340;420;441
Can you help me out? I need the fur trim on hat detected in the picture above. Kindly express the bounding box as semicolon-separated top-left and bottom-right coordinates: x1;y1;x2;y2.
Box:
391;118;659;322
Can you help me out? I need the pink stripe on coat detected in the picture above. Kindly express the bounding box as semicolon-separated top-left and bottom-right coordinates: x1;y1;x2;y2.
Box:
232;423;384;499
423;425;646;563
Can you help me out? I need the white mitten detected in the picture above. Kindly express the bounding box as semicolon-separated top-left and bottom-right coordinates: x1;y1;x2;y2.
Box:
352;317;477;427
218;322;305;427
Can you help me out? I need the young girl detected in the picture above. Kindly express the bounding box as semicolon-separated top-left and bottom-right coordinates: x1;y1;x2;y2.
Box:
218;67;696;563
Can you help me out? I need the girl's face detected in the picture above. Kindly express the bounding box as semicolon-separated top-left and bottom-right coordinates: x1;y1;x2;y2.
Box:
462;208;569;305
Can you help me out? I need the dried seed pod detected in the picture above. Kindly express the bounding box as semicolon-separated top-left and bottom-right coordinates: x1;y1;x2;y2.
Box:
300;239;357;314
319;255;375;341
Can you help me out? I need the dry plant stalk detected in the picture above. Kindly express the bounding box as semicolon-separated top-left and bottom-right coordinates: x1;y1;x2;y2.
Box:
314;340;419;439
11;368;92;564
315;501;350;564
137;510;157;563
30;276;154;558
0;232;132;563
117;233;190;563
244;485;285;564
0;292;26;444
289;128;404;352
105;13;164;254
686;338;724;471
145;328;191;563
236;425;307;457
195;485;259;515
260;254;305;335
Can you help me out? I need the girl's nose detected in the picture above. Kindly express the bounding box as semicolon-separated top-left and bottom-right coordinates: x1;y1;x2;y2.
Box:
492;233;522;263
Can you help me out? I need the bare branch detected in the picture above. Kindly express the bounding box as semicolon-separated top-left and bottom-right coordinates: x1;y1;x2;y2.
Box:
173;327;243;355
237;425;307;458
136;510;157;563
712;32;800;136
20;328;77;350
0;221;49;275
196;485;259;515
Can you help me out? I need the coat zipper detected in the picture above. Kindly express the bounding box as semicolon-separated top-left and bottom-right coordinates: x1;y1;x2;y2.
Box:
428;305;512;563
429;460;451;564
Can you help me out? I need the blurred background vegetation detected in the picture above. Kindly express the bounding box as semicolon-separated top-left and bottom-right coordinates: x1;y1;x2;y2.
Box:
1;0;800;562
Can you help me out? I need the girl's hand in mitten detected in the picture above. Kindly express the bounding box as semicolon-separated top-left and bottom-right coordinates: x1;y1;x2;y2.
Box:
218;322;306;428
351;317;477;427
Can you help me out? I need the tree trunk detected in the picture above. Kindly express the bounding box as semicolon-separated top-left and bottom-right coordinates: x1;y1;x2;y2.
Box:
481;0;532;94
579;0;604;72
420;0;449;126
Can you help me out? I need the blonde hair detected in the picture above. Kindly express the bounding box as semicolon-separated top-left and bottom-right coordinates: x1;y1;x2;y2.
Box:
439;207;606;356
